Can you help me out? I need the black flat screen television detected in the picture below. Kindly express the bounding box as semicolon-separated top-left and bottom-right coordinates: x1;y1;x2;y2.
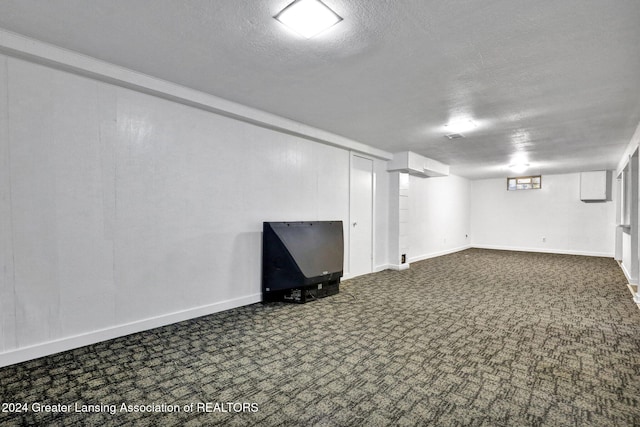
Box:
262;221;343;303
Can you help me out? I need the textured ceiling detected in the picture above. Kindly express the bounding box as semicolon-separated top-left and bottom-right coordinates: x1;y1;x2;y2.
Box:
0;0;639;178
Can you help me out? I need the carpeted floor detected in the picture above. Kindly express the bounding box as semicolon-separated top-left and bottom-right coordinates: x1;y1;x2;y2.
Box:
1;249;639;426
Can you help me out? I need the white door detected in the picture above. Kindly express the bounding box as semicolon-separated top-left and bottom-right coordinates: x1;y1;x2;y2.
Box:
349;155;374;277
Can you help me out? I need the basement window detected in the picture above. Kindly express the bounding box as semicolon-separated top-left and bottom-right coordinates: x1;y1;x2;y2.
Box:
507;175;541;191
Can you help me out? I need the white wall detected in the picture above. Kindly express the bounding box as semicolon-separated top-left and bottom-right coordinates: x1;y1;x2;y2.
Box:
0;55;389;366
0;46;626;366
0;54;12;354
409;174;471;262
471;173;616;256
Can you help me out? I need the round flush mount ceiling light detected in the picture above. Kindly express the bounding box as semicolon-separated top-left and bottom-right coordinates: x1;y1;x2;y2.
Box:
274;0;343;39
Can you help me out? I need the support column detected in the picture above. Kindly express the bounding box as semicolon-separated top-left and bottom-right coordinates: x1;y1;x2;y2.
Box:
389;172;410;270
615;175;622;262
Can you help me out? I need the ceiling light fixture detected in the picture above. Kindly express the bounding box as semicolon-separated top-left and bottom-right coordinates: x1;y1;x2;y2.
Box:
509;163;530;174
274;0;342;39
444;119;478;135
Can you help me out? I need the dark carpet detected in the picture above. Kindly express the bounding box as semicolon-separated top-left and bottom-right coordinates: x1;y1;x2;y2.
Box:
1;249;639;426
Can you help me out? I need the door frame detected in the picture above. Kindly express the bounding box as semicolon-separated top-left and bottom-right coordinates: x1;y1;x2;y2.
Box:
348;152;375;278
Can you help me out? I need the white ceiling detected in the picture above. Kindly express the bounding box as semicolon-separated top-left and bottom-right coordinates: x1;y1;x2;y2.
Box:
0;0;639;179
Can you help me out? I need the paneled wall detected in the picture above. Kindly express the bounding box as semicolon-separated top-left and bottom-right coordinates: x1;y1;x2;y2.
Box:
0;55;388;364
0;55;12;353
1;45;631;366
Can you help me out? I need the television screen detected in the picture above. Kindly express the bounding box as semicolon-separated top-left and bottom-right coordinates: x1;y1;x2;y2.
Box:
262;221;343;299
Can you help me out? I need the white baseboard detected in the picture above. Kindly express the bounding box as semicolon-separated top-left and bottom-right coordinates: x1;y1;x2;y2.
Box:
471;244;613;258
409;245;472;264
387;263;410;271
0;293;261;368
343;264;397;279
374;264;391;273
619;261;637;286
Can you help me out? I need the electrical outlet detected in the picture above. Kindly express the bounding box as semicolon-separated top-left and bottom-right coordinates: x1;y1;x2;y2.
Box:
401;254;406;264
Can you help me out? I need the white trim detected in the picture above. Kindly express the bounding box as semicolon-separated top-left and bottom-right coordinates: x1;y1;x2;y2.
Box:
409;245;472;263
0;293;261;368
619;260;637;286
388;264;410;271
372;160;377;275
347;153;353;277
616;121;640;176
342;270;376;281
374;264;391;273
472;244;613;258
0;29;392;161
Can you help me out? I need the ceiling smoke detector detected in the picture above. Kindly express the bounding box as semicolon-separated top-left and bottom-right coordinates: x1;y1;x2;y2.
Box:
445;133;465;140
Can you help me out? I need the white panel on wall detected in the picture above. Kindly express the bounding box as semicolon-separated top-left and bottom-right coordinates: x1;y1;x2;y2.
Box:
7;58;117;347
0;54;15;352
580;171;608;201
114;89;234;322
409;175;471;262
471;173;616;256
9;59;61;347
113;87;352;323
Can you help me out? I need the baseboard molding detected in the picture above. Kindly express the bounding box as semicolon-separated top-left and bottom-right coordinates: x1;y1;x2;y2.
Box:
0;293;262;368
409;245;472;264
619;261;638;286
471;244;614;258
344;264;404;278
387;264;410;271
374;264;391;273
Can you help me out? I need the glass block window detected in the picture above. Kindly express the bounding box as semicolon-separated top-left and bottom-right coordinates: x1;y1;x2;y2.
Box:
507;175;541;191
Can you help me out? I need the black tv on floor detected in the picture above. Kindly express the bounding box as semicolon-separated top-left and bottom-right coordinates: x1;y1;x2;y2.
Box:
262;221;343;303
